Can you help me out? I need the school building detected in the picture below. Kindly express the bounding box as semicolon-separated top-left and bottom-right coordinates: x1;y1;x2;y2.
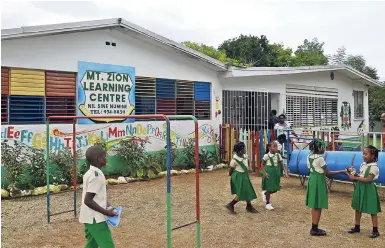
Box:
1;18;383;145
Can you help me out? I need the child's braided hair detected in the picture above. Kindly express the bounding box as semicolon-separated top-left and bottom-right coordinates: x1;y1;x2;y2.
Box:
233;142;245;154
309;138;326;154
365;145;379;162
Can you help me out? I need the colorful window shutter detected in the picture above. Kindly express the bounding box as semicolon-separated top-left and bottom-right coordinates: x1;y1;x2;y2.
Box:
176;80;194;115
9;96;45;124
10;69;45;96
45;71;76;123
156;78;176;115
1;96;8;124
1;67;9;124
1;67;9;95
135;77;156;114
194;82;211;120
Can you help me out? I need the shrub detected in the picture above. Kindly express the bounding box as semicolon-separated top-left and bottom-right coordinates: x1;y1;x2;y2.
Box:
27;148;46;188
155;143;177;171
49;149;83;185
138;155;163;179
113;137;147;177
182;138;218;170
1;140;27;189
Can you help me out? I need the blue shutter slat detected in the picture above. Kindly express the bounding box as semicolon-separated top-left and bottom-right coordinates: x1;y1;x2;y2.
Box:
9;96;44;124
156;78;176;99
194;82;211;101
135;97;156;114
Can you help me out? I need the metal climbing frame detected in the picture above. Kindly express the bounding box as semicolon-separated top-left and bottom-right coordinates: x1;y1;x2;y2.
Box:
45;114;201;248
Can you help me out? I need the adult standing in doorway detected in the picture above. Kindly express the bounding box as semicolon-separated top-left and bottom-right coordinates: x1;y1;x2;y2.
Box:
269;110;279;131
274;114;298;139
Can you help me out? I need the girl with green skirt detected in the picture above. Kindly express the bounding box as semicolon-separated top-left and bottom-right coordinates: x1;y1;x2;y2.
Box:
261;142;288;210
346;145;381;238
226;142;258;214
306;139;345;236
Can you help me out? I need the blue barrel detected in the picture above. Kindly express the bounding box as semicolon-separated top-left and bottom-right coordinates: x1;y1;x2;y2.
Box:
289;150;385;183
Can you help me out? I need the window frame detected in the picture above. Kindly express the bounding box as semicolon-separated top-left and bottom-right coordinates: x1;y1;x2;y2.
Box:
353;90;364;120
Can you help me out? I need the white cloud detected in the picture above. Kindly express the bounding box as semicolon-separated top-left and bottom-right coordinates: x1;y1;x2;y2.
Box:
1;0;384;80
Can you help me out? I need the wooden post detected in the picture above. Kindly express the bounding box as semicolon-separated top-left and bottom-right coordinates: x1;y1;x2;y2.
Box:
251;131;256;171
256;131;261;176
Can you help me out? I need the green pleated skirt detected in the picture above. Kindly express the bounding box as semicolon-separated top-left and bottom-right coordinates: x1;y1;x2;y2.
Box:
230;170;257;201
351;181;381;214
261;165;280;192
306;172;328;209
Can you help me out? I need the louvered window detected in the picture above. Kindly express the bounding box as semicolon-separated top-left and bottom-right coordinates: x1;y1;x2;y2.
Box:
1;96;8;124
176;81;194;115
10;69;45;96
285;85;338;128
1;67;9;124
135;77;156;115
45;71;76;123
156;78;176;115
9;96;45;124
46;97;76;123
2;67;9;95
134;77;211;119
194;82;211;120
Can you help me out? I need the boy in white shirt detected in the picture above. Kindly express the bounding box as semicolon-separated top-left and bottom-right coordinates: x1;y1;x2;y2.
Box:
79;146;117;248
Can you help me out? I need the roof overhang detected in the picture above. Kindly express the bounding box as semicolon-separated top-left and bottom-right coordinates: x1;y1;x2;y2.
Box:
1;18;227;72
224;65;383;87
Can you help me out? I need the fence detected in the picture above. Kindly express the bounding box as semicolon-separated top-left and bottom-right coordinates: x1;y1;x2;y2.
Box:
219;124;385;177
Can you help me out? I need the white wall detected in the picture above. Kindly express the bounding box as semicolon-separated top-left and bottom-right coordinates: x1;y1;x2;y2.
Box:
1;28;224;125
220;71;369;132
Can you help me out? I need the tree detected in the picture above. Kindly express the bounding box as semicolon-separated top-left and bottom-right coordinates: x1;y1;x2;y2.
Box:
328;46;346;65
345;55;367;73
218;35;273;67
268;43;296;67
369;86;385;120
294;38;329;66
330;49;383;120
182;41;246;66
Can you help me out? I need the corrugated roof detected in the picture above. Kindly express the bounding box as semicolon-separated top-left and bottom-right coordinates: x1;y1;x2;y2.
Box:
225;65;383;87
1;18;227;71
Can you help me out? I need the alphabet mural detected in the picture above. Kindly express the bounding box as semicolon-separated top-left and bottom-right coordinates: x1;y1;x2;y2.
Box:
1;121;216;153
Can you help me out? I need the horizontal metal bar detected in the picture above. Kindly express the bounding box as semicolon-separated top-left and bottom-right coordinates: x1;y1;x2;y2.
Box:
50;209;74;216
334;140;362;144
47;114;170;120
172;221;197;231
288;173;385;188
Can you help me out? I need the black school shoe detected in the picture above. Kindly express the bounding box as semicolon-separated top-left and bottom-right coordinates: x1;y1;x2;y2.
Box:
370;232;380;238
246;205;258;213
348;228;360;234
310;228;327;236
225;204;236;215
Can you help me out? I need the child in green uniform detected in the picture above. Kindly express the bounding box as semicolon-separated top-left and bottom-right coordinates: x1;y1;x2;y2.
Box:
306;139;345;236
226;142;258;214
346;145;381;238
261;141;288;210
79;146;118;248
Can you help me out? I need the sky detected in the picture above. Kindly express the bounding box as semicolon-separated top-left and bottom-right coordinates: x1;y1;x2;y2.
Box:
1;0;385;80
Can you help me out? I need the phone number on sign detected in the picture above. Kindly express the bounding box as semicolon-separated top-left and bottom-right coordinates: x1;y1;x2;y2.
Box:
103;109;126;114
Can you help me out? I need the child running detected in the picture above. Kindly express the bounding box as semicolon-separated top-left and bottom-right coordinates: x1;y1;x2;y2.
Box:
226;142;258;214
306;139;345;236
346;145;381;238
261;141;288;210
79;146;118;248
